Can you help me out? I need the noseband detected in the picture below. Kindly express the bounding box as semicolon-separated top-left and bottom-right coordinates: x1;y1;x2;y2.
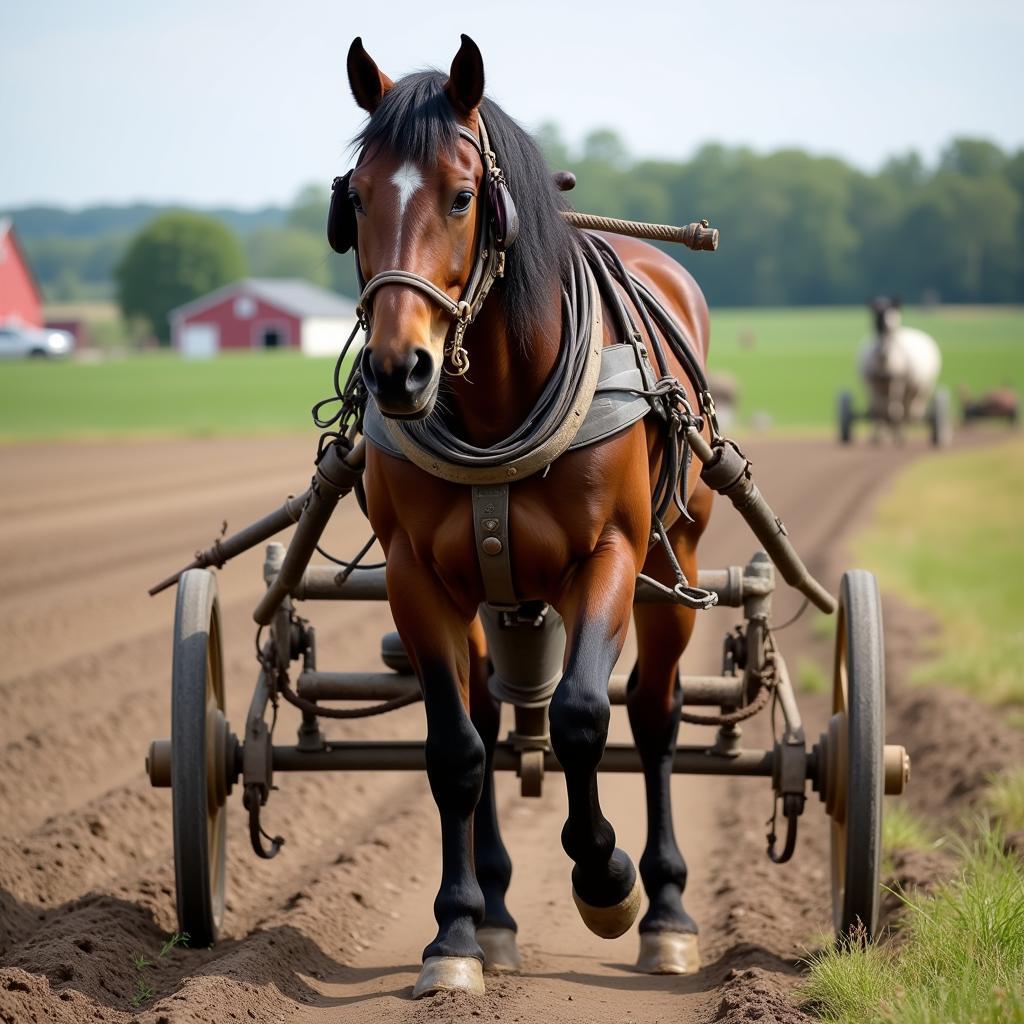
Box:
328;115;519;376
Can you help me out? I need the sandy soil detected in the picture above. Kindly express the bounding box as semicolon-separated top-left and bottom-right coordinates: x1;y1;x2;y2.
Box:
0;431;1017;1024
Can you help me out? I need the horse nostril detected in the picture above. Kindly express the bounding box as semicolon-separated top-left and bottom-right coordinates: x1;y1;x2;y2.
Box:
360;347;378;390
408;348;434;391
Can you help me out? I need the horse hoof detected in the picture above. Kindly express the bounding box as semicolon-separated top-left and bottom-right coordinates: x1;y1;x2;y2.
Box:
477;927;521;972
572;876;641;939
635;931;700;975
411;956;485;998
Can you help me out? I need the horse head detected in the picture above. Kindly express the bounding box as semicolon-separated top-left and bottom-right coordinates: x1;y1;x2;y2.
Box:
868;296;902;337
341;36;493;419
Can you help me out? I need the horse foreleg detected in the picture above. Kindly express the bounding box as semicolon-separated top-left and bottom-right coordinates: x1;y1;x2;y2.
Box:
550;530;640;939
386;548;486;998
468;616;520;972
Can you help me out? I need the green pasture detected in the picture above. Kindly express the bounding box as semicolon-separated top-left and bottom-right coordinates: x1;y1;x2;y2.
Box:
853;436;1024;709
0;350;341;440
0;305;1021;441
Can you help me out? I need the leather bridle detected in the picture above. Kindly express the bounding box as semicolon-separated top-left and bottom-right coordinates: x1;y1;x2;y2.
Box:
340;115;518;376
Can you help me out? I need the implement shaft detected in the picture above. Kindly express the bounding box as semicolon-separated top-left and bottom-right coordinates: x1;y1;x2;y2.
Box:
253;440;365;625
148;489;309;596
271;741;774;776
686;429;836;613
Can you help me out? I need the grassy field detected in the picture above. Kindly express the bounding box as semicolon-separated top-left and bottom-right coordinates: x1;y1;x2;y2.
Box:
1;304;1021;440
0;350;341;440
854;436;1024;709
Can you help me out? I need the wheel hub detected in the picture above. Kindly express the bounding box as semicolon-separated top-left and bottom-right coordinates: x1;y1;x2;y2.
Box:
205;708;238;815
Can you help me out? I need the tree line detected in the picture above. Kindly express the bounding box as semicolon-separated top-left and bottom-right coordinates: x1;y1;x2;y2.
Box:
8;132;1023;331
537;129;1023;306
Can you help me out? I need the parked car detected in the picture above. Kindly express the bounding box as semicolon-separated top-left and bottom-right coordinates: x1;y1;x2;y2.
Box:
0;323;74;359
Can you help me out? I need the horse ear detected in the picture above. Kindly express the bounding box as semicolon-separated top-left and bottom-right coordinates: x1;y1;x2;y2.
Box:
891;295;902;308
444;34;485;116
347;37;394;114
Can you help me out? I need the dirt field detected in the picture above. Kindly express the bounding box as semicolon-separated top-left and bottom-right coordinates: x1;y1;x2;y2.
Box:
1;433;1020;1024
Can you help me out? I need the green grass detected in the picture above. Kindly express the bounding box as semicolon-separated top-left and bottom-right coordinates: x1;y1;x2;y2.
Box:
985;769;1024;832
883;804;937;857
796;656;829;695
882;804;938;875
0;350;343;440
708;304;1024;430
853;437;1024;706
803;830;1024;1024
0;305;1020;440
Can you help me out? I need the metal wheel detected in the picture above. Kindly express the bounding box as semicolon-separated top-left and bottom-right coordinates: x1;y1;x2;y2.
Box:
826;570;885;940
838;390;854;445
172;569;233;947
929;387;952;447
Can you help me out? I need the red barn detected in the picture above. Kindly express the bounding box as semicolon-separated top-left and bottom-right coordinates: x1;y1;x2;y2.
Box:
0;218;43;327
169;278;358;358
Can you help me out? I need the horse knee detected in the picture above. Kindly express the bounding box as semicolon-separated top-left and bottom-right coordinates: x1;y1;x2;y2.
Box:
549;684;610;773
424;714;486;814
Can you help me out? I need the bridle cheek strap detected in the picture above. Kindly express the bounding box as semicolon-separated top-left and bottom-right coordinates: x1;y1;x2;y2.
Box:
355;116;507;377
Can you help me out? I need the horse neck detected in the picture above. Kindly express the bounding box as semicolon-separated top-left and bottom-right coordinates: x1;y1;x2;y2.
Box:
445;278;563;447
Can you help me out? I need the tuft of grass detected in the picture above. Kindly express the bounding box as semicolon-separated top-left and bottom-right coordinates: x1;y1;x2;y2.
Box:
802;829;1024;1024
129;978;155;1008
125;930;189;1008
985;769;1024;832
854;438;1024;707
159;931;190;958
796;656;829;695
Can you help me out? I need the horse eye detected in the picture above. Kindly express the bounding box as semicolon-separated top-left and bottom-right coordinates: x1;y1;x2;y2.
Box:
450;190;474;215
348;191;365;214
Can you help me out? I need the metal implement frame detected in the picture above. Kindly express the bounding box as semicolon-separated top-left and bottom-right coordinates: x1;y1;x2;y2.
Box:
149;548;818;814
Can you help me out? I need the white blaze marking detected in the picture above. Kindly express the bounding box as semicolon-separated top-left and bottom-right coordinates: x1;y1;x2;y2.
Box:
391;162;423;218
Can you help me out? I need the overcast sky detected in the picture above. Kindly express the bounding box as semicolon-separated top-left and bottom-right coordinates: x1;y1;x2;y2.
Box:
2;0;1022;209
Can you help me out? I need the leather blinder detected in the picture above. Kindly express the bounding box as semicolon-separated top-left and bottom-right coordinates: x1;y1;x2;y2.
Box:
327;170;358;254
488;177;519;251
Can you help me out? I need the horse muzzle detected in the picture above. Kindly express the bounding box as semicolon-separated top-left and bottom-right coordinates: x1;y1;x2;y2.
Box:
360;345;439;420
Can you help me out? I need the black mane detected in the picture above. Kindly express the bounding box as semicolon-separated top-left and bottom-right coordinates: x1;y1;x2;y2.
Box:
353;71;576;341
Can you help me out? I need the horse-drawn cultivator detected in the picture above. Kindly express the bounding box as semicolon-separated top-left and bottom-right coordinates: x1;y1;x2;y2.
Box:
146;34;911;996
146;430;909;951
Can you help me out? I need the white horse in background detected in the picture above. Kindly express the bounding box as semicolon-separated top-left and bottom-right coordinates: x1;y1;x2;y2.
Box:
857;297;942;441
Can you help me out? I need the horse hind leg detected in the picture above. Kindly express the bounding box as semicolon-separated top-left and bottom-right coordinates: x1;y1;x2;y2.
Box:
625;517;707;974
468;616;521;972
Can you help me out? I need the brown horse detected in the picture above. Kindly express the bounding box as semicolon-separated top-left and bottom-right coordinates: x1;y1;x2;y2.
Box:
344;35;714;996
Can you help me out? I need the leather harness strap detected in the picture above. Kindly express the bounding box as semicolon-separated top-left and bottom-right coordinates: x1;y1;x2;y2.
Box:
471;484;517;607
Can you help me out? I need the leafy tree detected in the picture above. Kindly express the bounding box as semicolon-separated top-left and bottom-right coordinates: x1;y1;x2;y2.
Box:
116;212;246;343
939;138;1006;178
245;227;330;287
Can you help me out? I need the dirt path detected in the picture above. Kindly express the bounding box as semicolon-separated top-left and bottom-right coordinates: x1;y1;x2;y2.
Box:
0;432;940;1023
